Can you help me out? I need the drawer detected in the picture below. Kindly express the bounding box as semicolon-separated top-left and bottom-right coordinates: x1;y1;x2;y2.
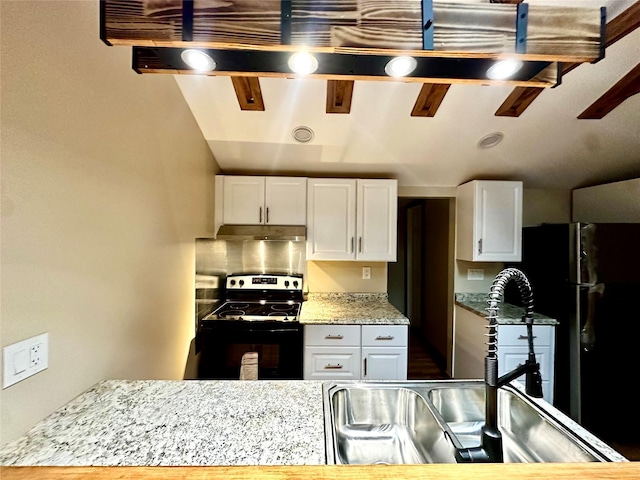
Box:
361;325;408;347
304;325;360;346
303;346;360;379
498;325;553;346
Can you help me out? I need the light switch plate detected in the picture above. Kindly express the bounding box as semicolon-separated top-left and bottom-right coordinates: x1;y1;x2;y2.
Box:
3;333;49;389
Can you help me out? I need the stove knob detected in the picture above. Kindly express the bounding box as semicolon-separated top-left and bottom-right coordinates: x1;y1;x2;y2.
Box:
285;280;290;288
239;280;245;287
230;280;236;286
293;281;299;288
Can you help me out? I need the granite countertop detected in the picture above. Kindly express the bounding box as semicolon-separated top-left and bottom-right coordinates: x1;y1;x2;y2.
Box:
0;379;627;467
300;293;410;325
0;380;325;467
455;293;559;326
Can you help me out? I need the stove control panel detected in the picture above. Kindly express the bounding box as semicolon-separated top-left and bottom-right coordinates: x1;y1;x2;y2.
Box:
226;274;303;291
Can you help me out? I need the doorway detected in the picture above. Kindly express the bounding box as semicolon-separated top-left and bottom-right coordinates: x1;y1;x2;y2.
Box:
388;198;454;376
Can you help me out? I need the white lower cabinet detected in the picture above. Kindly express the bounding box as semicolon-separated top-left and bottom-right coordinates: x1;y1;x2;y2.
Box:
303;324;408;380
454;305;556;404
497;324;555;404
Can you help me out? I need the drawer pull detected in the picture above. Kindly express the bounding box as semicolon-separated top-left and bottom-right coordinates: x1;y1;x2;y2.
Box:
325;364;343;369
325;334;344;339
376;335;395;340
518;335;537;340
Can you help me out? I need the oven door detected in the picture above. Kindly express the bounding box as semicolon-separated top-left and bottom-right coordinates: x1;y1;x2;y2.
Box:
197;320;303;380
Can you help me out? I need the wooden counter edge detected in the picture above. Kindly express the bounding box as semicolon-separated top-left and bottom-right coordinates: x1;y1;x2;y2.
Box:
2;463;639;480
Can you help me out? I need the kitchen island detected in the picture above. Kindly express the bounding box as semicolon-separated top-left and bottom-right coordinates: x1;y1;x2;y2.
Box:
1;380;639;479
0;380;324;466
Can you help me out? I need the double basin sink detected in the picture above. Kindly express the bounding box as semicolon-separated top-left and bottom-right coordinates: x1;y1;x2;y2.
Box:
323;380;621;464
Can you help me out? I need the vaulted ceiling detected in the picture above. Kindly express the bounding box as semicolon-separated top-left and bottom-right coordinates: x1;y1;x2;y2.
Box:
103;0;640;190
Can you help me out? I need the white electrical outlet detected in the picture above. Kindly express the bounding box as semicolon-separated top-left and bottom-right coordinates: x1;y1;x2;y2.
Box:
467;268;485;281
3;333;49;389
362;266;372;280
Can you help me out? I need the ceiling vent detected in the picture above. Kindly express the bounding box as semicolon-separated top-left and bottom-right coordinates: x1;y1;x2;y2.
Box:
292;126;314;143
478;132;504;149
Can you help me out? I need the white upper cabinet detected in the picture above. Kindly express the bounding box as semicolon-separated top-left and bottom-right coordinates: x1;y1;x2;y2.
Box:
222;176;306;225
307;178;397;261
456;180;523;262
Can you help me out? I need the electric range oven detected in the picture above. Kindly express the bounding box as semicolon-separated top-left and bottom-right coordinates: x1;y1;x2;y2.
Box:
197;273;304;380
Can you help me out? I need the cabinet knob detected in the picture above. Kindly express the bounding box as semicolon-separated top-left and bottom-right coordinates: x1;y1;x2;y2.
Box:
375;335;394;340
325;334;344;339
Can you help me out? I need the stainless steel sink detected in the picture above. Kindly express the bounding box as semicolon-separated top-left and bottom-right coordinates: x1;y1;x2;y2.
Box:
323;380;623;464
329;387;456;464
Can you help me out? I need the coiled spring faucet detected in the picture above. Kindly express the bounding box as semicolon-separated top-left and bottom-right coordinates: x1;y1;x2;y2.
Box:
456;267;544;463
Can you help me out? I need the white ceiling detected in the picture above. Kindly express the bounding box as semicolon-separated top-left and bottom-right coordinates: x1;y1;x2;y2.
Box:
174;0;640;190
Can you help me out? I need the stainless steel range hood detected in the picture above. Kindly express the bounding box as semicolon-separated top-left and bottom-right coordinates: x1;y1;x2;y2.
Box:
216;225;306;241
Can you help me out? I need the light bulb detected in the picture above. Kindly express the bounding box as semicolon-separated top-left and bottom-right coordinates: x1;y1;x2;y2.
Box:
180;49;216;72
487;59;523;80
385;56;418;77
288;52;318;75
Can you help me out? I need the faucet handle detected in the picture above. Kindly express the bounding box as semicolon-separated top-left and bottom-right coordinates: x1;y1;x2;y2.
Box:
525;360;544;398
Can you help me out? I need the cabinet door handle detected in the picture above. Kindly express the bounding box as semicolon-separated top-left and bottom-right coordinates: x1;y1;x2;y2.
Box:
375;335;394;340
364;358;367;377
325;364;343;369
350;237;354;253
266;207;269;224
325;334;344;340
478;238;483;254
518;335;537;340
259;207;263;223
359;237;362;253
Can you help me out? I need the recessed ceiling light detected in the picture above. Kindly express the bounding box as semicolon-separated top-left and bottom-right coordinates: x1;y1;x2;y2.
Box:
478;132;504;149
292;126;314;143
384;56;418;77
288;52;318;75
487;59;523;80
180;49;216;72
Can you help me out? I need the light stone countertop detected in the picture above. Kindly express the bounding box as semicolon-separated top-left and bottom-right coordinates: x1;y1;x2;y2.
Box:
300;293;410;325
0;380;325;466
455;293;559;326
0;379;627;467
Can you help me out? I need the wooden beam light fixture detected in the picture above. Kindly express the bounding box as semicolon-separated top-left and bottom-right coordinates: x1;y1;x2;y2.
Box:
105;0;605;88
133;47;557;87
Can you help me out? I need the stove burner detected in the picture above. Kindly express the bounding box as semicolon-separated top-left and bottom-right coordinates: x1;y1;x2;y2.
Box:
228;303;249;310
270;304;295;312
219;309;245;317
208;300;302;322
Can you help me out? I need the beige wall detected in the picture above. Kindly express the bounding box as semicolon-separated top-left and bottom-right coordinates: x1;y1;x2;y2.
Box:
0;1;218;444
572;178;640;222
306;261;387;292
523;188;571;226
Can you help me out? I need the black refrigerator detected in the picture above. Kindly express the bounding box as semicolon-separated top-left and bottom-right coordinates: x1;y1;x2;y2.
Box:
505;223;640;444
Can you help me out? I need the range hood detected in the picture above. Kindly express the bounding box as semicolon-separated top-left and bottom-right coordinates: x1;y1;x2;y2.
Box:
216;225;306;241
